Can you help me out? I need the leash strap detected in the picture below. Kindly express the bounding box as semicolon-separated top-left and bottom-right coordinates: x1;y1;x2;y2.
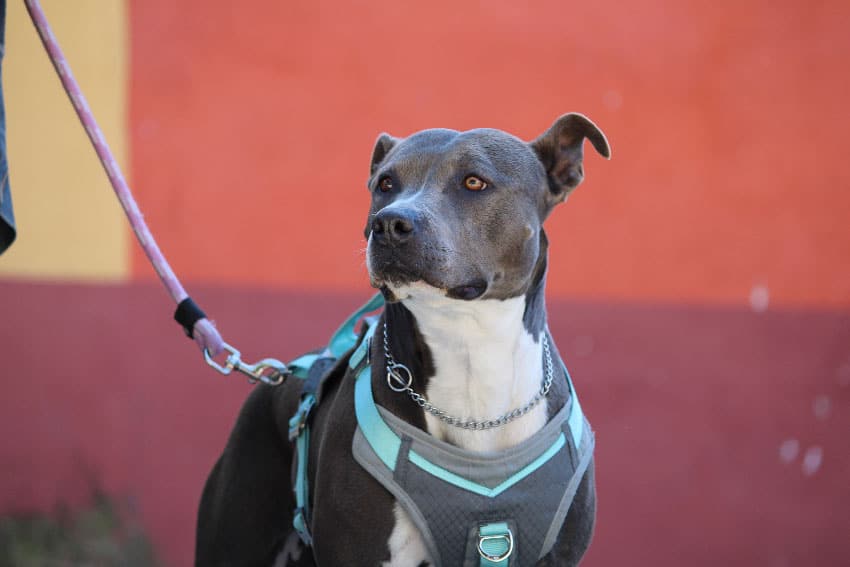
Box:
23;0;223;354
24;0;293;385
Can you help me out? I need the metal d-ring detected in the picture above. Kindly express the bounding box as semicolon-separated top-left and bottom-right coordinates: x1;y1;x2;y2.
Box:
386;362;413;392
478;531;514;563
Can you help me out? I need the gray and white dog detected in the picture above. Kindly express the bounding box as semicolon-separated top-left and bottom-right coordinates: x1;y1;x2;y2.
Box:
196;113;610;566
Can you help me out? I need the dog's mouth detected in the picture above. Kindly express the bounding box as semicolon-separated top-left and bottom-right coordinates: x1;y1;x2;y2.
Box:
375;274;488;303
369;256;488;302
368;239;434;290
446;281;488;300
368;256;420;288
367;235;489;301
379;280;488;304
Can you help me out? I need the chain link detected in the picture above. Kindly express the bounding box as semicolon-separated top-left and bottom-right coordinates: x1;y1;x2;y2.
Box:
383;323;554;430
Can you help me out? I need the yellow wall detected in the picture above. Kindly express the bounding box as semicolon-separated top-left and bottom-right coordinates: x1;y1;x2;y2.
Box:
0;0;128;281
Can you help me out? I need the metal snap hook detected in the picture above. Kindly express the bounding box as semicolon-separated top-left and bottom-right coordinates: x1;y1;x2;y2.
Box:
204;343;242;375
243;358;289;386
204;342;289;386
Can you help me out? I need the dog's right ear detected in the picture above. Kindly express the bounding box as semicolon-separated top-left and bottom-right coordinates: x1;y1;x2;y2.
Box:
370;133;398;176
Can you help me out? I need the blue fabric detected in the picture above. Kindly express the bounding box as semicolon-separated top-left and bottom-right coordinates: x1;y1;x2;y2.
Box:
292;421;313;545
562;363;584;449
288;393;316;441
328;293;384;357
353;327;402;471
348;325;372;370
287;353;321;379
0;0;15;255
351;313;403;470
289;295;384;545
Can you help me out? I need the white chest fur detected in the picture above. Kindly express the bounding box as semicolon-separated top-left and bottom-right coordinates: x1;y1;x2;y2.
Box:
398;285;547;452
382;283;548;566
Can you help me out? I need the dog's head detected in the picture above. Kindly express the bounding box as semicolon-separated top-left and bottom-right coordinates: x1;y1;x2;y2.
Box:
365;113;610;302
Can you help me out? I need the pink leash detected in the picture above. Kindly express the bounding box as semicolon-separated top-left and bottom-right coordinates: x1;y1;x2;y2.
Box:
24;0;288;385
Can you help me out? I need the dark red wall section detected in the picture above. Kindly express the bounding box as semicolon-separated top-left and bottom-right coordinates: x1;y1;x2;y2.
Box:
2;281;848;565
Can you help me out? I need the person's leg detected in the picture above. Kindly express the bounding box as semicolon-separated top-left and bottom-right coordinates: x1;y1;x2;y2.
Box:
0;0;16;255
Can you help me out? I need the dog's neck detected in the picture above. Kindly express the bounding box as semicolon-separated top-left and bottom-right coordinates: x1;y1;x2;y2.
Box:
385;282;548;453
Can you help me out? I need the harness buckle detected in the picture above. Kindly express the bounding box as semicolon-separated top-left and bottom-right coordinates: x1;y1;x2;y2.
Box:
288;395;317;441
292;507;313;546
477;524;514;564
204;342;290;386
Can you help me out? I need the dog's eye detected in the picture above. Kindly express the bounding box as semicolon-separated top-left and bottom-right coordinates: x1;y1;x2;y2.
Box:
464;176;487;191
379;177;393;192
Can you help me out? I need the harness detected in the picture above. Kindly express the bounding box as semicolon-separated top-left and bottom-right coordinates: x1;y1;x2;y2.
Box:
286;295;595;567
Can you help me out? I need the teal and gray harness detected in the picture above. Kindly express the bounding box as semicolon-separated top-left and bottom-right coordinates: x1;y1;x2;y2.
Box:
286;295;595;566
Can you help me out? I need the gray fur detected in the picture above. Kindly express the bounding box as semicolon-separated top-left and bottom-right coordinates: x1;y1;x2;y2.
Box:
366;114;609;302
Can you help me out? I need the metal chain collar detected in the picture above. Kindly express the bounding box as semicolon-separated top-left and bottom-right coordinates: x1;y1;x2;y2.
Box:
382;323;554;431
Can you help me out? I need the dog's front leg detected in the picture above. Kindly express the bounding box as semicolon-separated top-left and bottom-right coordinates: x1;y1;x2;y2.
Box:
196;383;303;566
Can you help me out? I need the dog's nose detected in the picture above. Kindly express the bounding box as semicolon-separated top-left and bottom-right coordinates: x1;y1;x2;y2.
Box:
371;208;417;244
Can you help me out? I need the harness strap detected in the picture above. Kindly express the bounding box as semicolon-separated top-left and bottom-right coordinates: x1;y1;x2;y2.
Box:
291;422;313;545
328;293;386;357
353;331;578;498
287;293;384;545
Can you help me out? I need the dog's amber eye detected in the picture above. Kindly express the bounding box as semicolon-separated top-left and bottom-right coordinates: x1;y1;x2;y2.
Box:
464;176;487;191
379;177;393;192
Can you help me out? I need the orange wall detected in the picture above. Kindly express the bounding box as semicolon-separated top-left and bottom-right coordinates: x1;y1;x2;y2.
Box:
4;1;847;308
129;0;850;307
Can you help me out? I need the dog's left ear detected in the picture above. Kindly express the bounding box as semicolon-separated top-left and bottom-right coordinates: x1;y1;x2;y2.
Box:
531;113;610;205
370;133;398;176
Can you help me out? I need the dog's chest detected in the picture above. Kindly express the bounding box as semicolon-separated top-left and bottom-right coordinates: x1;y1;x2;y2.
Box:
422;325;547;452
382;291;549;565
400;291;548;451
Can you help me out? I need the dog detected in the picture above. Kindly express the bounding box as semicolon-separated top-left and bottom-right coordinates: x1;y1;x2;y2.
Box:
195;113;610;566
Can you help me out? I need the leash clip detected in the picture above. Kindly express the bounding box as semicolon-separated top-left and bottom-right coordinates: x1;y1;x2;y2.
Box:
204;343;290;386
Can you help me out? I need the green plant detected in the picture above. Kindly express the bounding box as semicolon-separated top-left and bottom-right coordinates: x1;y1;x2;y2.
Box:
0;492;157;567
